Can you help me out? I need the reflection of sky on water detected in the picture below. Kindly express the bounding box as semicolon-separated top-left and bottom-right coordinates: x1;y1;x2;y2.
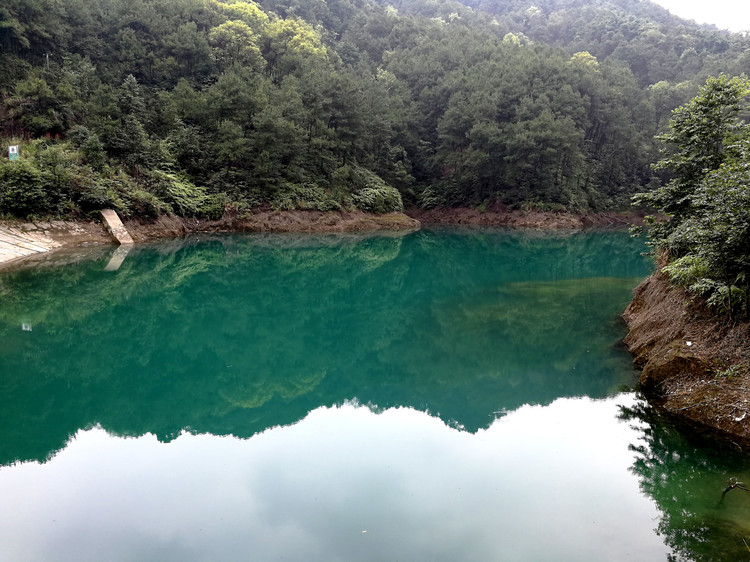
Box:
0;230;652;466
0;395;669;561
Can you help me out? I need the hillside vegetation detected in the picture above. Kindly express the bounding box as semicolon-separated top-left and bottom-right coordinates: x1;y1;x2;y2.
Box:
635;75;750;322
1;0;748;219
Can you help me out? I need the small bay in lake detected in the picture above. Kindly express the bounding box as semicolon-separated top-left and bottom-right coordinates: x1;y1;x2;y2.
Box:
1;229;749;561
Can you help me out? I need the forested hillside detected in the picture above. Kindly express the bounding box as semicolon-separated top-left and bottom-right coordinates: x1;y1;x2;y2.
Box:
381;0;750;86
0;0;748;219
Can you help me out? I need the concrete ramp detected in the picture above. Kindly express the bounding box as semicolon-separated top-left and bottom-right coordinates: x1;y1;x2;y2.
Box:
0;226;56;263
100;209;134;245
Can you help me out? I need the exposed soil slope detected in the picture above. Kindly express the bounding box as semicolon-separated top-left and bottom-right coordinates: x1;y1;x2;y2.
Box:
623;274;750;449
124;210;420;241
409;207;644;229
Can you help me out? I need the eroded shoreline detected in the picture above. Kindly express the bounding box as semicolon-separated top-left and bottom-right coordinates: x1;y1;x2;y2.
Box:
0;207;644;267
623;274;750;449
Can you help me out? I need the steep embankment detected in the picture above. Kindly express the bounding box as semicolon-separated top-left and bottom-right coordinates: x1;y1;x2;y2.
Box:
623;275;750;448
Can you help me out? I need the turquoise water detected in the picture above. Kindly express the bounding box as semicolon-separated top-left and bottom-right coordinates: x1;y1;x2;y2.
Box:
0;229;748;560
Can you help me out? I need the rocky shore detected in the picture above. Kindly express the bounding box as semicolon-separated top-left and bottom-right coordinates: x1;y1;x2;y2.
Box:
623;274;750;449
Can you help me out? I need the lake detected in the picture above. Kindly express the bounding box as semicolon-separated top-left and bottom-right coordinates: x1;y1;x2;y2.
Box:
1;229;749;561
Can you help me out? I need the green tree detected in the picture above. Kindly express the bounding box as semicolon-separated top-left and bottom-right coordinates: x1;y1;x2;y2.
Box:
164;21;215;79
4;73;74;136
0;158;48;216
636;75;750;319
635;75;750;246
262;18;329;80
209;20;264;73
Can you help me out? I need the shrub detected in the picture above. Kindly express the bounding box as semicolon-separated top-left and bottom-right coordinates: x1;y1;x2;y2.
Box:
0;159;50;217
271;182;341;212
661;255;710;290
199;193;227;220
34;141;79;213
149;170;224;218
68;126;106;171
123;188;171;218
334;165;404;213
74;175;123;214
352;186;403;213
101;171;169;218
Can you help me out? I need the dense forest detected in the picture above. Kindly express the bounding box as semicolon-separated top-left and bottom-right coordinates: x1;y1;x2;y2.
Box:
0;0;748;218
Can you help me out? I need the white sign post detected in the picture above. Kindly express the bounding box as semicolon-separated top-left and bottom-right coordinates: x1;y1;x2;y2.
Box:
8;145;19;161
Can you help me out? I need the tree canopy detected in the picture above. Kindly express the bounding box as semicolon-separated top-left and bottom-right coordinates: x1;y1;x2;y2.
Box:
635;75;750;320
1;0;748;219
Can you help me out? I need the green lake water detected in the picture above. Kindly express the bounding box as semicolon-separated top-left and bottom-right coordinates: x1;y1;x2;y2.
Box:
1;229;749;561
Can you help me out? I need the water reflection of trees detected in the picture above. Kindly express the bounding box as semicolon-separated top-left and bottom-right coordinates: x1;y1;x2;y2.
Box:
0;230;650;466
619;399;750;562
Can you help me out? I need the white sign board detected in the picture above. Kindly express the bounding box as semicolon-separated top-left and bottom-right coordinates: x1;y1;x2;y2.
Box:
8;145;19;160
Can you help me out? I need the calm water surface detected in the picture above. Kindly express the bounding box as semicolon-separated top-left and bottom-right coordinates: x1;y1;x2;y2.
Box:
1;229;749;561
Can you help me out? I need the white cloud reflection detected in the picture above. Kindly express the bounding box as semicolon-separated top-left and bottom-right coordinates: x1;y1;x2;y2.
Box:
0;395;669;561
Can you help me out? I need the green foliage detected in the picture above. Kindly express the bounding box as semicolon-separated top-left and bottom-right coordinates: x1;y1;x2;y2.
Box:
705;283;747;316
263;18;329;78
637;75;750;319
149;170;224;218
635;75;750;243
352;185;404;213
271;182;341;212
209;20;265;73
210;0;269;31
333;165;404;212
117;185;170;218
661;255;710;290
4;72;74;136
390;0;750;88
2;0;749;220
69;126;107;170
0;158;48;216
73;175;126;214
715;361;750;379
